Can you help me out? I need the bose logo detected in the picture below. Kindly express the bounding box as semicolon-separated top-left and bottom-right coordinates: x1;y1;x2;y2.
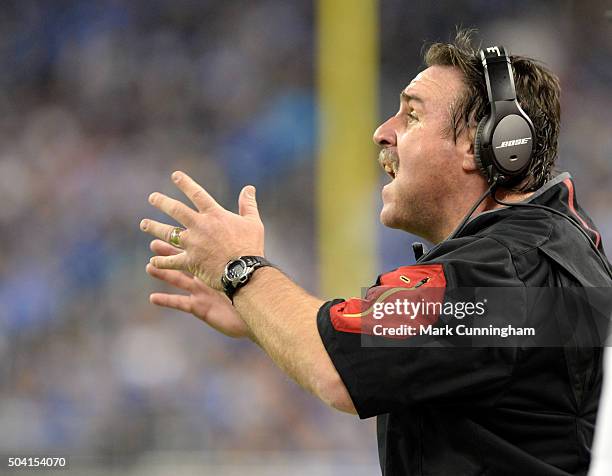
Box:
495;138;531;148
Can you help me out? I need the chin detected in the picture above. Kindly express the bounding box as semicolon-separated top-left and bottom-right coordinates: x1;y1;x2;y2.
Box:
381;204;423;235
380;205;402;229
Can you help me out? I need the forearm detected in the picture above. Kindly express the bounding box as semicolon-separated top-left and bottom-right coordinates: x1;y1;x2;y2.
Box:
233;267;356;413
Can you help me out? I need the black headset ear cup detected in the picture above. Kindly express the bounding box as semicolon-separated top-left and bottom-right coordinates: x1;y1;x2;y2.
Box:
473;117;489;179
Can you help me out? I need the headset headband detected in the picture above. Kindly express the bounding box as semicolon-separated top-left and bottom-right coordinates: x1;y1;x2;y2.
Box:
480;46;517;103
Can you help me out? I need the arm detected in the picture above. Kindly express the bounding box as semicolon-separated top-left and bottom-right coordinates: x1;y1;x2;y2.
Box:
234;267;356;413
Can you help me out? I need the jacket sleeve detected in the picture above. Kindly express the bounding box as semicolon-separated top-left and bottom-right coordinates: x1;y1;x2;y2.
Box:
317;237;522;419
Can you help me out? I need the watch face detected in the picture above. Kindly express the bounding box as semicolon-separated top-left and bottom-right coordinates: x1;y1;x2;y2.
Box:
227;260;247;281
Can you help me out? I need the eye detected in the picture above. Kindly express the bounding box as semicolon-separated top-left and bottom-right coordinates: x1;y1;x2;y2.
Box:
406;111;418;122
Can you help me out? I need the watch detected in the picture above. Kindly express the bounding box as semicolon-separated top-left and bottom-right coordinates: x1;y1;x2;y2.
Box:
221;256;272;300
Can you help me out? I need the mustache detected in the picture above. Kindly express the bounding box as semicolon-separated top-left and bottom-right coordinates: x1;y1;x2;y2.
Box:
378;148;399;170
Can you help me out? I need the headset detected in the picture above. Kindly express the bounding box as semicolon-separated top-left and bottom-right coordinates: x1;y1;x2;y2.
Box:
441;45;612;281
474;45;535;186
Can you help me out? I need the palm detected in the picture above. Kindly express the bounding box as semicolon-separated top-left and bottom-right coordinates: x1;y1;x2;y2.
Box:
188;276;247;338
146;240;249;338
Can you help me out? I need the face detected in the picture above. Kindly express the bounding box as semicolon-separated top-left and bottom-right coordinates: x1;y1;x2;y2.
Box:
374;65;472;240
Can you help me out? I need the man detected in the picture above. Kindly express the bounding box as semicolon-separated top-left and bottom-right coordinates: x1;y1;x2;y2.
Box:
139;30;611;475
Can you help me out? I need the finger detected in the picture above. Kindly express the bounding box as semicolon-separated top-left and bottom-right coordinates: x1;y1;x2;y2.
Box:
150;252;187;270
148;192;195;226
171;171;220;212
238;185;260;220
150;239;181;256
150;240;193;278
146;263;194;291
150;293;192;314
140;219;187;246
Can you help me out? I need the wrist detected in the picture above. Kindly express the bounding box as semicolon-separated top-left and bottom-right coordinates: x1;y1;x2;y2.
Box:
221;256;273;301
234;266;276;297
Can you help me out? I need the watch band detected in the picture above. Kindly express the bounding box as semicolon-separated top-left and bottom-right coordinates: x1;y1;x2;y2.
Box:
241;256;271;268
222;256;272;301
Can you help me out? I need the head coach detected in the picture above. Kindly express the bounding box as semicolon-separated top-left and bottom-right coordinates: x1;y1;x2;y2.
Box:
139;30;612;475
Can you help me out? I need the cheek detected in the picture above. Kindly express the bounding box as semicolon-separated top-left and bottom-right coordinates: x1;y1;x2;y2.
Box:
396;133;426;176
399;133;454;181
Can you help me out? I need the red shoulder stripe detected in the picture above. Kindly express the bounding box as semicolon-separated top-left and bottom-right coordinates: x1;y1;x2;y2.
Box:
563;178;601;248
328;264;446;336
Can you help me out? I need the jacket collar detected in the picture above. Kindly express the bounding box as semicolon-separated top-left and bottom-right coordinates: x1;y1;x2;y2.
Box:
458;171;602;252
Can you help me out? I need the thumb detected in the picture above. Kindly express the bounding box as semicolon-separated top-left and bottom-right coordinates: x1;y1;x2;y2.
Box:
238;185;260;219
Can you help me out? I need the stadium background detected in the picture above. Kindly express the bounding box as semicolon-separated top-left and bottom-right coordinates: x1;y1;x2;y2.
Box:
0;0;610;474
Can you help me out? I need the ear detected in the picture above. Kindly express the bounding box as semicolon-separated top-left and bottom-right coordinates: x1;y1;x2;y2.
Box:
459;126;479;172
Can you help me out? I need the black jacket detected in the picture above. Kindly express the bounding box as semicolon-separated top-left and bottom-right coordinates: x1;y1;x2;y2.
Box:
317;173;611;475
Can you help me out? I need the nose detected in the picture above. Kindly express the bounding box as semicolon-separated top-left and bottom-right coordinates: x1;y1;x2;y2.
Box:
373;116;397;147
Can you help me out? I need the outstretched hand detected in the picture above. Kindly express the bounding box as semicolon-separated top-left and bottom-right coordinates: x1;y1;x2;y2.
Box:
146;239;250;338
139;171;265;291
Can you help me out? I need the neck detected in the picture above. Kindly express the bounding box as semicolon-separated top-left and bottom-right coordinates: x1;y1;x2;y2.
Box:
482;187;533;212
429;186;533;244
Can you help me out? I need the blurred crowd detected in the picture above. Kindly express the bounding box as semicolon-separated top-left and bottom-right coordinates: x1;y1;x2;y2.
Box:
0;0;610;470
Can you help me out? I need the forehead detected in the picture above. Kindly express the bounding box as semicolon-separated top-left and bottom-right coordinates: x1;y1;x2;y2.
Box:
402;65;465;109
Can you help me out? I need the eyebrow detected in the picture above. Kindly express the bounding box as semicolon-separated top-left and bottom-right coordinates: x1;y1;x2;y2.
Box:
400;91;425;106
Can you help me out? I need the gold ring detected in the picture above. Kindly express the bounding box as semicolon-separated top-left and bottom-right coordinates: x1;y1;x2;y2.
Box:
169;227;185;248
